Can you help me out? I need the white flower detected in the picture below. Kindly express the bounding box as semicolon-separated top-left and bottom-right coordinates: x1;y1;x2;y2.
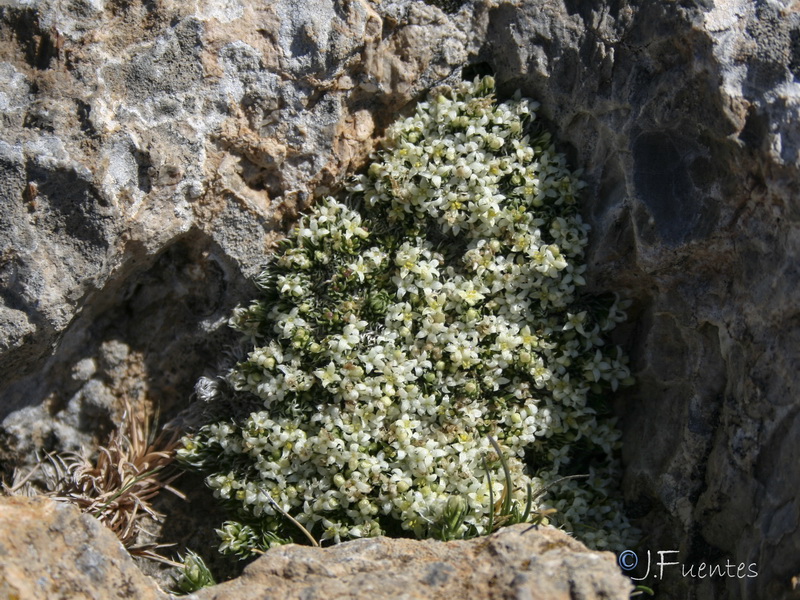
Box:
363;246;387;268
455;280;486;306
314;362;342;388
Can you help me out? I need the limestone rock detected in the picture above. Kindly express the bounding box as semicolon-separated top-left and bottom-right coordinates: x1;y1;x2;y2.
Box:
0;0;473;463
1;1;800;599
0;496;628;600
479;3;800;598
0;495;166;600
193;523;632;600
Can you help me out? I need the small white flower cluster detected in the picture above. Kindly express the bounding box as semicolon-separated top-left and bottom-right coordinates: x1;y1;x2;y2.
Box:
179;76;638;554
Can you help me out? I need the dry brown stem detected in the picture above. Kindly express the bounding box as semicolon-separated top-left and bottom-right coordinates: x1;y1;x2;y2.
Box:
8;400;184;555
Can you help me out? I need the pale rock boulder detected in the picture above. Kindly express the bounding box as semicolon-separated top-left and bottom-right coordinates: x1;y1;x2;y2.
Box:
192;523;632;600
0;496;630;600
0;495;167;600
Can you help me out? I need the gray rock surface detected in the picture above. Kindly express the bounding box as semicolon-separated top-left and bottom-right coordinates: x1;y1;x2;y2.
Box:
193;523;631;600
497;3;800;599
1;0;799;599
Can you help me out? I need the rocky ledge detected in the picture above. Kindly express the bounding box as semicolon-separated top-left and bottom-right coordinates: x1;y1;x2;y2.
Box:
0;496;630;599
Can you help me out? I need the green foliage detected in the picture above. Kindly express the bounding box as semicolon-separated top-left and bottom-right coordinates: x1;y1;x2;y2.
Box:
172;550;216;595
178;76;637;557
632;584;656;597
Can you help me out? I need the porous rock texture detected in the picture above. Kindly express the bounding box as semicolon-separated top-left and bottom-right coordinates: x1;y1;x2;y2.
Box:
1;0;799;599
0;495;166;599
0;496;631;600
192;522;631;600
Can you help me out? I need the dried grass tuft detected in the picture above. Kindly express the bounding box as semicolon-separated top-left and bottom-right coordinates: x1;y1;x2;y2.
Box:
5;400;184;557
